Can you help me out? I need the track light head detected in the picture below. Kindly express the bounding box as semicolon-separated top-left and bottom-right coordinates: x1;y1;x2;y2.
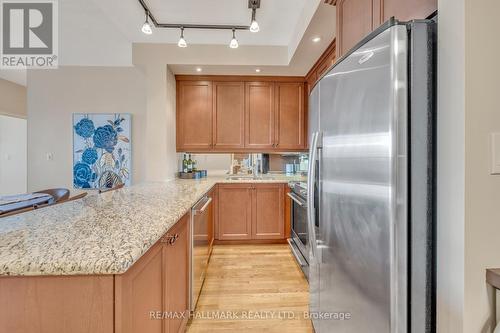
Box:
250;8;259;33
141;11;152;35
178;27;187;47
229;29;239;49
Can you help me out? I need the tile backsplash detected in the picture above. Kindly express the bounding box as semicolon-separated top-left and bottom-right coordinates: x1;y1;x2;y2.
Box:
177;153;308;175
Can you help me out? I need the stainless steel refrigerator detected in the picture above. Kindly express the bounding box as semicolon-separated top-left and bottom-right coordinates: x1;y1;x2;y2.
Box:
307;19;435;333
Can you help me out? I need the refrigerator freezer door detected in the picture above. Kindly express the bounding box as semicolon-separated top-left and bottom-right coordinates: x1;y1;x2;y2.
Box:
308;84;320;147
313;24;408;332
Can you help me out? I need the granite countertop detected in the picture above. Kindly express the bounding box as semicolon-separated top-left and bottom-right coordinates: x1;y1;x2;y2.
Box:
0;175;303;276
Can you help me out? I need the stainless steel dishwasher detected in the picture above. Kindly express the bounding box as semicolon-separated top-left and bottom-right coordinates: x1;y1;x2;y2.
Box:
190;194;212;311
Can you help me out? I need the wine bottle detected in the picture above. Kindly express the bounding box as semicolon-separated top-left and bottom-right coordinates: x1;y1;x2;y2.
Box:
183;154;189;173
187;154;193;173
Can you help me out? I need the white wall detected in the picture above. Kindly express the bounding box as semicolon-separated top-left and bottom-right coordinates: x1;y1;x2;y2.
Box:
27;66;177;192
437;0;465;331
59;0;132;66
0;78;26;118
140;65;178;181
463;0;500;331
0;115;27;195
438;0;500;332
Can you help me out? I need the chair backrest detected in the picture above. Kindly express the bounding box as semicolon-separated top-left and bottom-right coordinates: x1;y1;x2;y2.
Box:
34;188;70;203
0;192;88;218
0;206;35;218
67;192;88;201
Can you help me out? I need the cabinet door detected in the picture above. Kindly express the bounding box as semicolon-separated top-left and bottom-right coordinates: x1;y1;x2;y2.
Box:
252;184;285;240
381;0;436;22
245;82;275;149
163;214;190;333
218;184;253;240
337;0;375;57
115;244;164;333
177;81;213;151
275;83;305;150
213;82;245;150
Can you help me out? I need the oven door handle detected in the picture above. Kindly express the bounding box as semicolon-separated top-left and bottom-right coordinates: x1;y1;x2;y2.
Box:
287;192;307;208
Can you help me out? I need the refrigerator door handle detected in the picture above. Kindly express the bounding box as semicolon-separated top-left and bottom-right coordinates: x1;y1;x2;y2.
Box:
307;131;320;260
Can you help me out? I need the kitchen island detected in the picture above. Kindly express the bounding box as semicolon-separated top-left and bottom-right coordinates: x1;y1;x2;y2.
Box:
0;175;302;333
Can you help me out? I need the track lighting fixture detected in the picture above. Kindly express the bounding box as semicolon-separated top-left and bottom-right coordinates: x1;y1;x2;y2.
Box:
178;27;187;48
141;11;152;35
137;0;261;46
229;29;239;49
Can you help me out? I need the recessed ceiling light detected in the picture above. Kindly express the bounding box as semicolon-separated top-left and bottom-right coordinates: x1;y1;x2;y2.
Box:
312;36;321;43
255;69;261;73
196;67;202;72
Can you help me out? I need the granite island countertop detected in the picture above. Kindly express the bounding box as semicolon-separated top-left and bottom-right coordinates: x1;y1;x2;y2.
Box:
0;175;304;276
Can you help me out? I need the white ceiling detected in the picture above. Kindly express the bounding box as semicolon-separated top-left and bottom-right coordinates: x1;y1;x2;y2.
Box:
93;0;309;46
1;0;336;85
167;3;336;76
0;70;27;86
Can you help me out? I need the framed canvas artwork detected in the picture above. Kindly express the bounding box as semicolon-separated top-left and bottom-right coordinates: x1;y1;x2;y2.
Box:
73;113;131;189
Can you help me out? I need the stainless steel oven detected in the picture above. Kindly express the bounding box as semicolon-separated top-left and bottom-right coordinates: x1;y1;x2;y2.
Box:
288;182;309;279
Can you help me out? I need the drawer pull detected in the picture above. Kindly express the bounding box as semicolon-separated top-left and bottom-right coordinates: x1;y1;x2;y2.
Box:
161;233;179;245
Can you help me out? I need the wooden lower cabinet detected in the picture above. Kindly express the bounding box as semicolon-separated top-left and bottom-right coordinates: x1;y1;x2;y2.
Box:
0;275;114;333
217;184;253;240
163;215;190;333
218;183;285;241
115;213;190;333
0;215;190;333
252;184;285;239
115;243;164;333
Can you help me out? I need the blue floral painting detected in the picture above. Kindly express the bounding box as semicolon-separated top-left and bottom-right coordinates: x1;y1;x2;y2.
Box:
73;114;131;189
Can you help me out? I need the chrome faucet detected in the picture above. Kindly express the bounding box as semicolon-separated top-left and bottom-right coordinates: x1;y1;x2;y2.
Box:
251;154;262;178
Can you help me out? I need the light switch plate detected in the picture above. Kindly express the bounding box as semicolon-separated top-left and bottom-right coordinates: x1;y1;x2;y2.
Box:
491;133;500;174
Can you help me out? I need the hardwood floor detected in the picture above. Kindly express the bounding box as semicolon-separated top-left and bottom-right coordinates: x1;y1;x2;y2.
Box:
187;244;312;332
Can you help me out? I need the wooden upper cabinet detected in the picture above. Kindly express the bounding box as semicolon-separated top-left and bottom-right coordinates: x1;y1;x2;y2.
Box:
306;39;336;92
176;77;307;152
252;184;284;240
337;0;376;58
213;82;245;150
381;0;436;22
245;82;276;149
275;83;305;149
218;184;252;240
335;0;437;58
177;81;213;151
